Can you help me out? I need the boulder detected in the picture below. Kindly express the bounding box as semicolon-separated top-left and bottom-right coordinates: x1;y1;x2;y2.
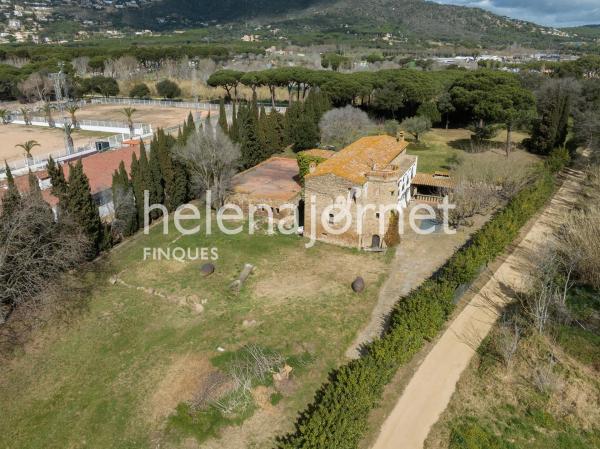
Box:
200;263;215;277
352;277;365;293
193;303;205;314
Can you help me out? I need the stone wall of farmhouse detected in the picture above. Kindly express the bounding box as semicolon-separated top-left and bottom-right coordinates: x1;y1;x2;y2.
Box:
229;192;300;220
304;173;403;249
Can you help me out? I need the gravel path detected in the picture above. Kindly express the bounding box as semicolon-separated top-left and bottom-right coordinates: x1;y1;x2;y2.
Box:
370;166;584;449
346;212;486;359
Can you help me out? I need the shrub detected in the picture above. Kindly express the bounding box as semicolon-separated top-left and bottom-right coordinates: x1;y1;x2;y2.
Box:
129;83;151;99
156;79;181;99
546;147;570;174
296;152;326;184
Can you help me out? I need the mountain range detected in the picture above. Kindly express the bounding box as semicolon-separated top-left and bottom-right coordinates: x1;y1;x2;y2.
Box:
67;0;599;49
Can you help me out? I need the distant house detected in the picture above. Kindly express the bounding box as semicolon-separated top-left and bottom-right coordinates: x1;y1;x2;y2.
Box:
304;134;417;249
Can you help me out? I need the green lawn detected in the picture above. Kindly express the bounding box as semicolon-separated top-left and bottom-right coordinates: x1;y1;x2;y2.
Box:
0;215;388;449
407;128;531;173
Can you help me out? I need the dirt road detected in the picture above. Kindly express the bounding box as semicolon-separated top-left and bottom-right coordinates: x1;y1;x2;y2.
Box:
371;167;584;449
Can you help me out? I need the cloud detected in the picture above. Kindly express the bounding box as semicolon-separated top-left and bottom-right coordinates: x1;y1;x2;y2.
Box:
432;0;600;27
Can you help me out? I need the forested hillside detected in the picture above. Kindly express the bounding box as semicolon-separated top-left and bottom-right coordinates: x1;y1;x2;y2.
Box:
70;0;574;48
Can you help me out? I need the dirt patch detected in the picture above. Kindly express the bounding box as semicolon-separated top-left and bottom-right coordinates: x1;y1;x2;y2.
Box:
147;353;213;423
0;124;108;162
76;104;204;130
252;247;385;301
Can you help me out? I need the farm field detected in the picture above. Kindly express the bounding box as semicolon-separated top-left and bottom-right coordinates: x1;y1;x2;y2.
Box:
408;128;532;173
76;104;207;130
0;124;111;162
0;213;389;449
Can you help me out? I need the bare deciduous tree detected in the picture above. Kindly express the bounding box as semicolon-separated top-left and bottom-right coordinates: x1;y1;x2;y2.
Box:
319;106;375;149
18;72;53;103
442;153;534;228
175;127;240;208
520;248;574;334
71;56;90;77
0;195;89;324
494;317;522;369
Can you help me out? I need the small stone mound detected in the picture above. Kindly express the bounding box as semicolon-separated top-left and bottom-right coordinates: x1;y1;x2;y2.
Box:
352;277;365;293
199;263;215;277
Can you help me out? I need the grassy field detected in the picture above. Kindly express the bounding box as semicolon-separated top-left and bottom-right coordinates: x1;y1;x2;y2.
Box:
424;286;600;449
0;215;389;449
407;128;531;173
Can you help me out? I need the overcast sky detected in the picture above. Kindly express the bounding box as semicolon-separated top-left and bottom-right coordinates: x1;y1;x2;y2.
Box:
432;0;600;27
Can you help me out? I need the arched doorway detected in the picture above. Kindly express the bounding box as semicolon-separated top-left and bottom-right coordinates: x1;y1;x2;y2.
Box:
371;234;381;249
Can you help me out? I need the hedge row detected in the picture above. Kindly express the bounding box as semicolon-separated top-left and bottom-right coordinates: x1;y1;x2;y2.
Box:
276;163;560;449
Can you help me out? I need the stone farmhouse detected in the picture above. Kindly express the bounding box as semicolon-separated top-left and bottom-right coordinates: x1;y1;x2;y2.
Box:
303;134;417;249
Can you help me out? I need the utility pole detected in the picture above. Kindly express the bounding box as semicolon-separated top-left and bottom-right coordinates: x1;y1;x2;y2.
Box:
189;58;202;129
50;62;71;154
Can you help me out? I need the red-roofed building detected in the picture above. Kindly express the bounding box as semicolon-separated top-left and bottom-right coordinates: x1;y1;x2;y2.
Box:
0;145;140;219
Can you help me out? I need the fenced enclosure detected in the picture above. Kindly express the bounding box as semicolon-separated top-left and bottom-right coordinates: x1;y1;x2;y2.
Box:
88;96;287;113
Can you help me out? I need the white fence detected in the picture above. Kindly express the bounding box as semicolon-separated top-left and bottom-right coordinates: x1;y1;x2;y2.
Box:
88;97;288;113
2;127;154;179
7;115;151;135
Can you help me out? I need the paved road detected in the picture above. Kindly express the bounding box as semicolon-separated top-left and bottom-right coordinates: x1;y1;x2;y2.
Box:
371;167;584;449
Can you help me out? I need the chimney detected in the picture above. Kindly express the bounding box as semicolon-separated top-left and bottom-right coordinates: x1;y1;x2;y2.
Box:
397;131;405;143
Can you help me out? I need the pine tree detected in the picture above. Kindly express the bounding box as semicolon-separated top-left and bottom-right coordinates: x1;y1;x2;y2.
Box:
218;98;228;134
66;159;103;256
1;163;21;217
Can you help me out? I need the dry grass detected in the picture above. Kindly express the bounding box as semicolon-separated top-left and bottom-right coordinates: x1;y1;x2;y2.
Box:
0;216;389;449
408;128;537;174
424;331;600;449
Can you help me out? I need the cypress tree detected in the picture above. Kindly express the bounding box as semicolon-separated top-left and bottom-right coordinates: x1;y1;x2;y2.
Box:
66;159;102;256
186;112;194;131
148;136;164;217
130;153;145;226
27;170;42;200
239;104;266;169
47;156;68;208
230;101;239;142
205;109;212;131
1;163;21;217
111;162;138;236
218;98;228;134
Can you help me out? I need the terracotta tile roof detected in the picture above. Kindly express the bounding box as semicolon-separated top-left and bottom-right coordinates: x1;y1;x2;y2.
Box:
62;145;140;195
299;149;336;159
305;135;409;184
1;146;140;210
231;157;301;202
412;172;455;189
